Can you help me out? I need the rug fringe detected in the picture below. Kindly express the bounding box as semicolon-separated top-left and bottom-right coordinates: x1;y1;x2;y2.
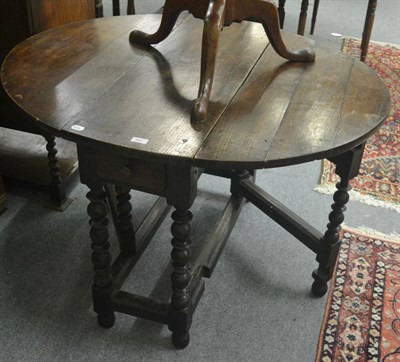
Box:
343;225;400;243
315;184;400;214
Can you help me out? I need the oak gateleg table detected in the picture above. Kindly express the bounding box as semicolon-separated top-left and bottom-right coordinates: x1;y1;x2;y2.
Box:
1;14;391;349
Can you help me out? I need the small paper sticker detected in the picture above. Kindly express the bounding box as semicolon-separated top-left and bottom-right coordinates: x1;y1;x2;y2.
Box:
71;125;85;131
131;136;148;145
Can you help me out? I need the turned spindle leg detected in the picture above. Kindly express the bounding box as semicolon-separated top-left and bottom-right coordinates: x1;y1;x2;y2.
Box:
297;0;309;36
312;144;365;297
312;179;350;297
310;0;320;34
87;184;115;328
278;0;286;28
166;166;197;349
44;135;66;207
191;0;226;123
115;185;136;257
360;0;377;62
169;209;193;349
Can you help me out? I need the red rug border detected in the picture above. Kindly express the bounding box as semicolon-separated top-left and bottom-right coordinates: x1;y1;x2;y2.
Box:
315;227;400;361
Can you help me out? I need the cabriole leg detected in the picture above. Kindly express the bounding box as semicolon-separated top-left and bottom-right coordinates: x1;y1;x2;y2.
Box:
249;0;315;62
191;0;226;123
129;0;186;45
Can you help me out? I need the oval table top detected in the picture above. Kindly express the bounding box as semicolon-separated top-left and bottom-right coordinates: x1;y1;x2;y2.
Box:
1;15;391;169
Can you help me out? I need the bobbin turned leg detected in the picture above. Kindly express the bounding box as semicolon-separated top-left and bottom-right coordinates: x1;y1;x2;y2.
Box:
166;166;198;349
86;183;115;328
115;185;136;257
169;208;193;348
312;144;365;297
44;135;70;209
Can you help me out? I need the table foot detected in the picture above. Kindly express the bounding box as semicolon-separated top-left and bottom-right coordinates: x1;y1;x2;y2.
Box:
311;272;328;297
191;100;207;123
172;331;190;349
97;312;116;329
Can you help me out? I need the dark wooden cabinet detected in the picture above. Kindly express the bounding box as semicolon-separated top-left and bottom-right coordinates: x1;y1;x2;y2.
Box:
0;1;31;63
0;0;96;63
0;0;94;209
26;0;96;34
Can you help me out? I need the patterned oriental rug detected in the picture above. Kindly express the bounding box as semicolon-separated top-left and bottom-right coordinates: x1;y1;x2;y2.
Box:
316;228;400;361
317;38;400;213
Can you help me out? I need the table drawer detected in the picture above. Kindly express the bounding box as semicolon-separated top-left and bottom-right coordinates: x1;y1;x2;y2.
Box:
96;152;166;195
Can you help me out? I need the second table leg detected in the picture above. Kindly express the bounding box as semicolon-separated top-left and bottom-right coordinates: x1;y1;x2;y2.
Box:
86;183;115;328
166;166;198;349
312;144;365;296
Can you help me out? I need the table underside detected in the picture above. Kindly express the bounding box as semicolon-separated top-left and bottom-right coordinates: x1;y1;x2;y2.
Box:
79;142;365;348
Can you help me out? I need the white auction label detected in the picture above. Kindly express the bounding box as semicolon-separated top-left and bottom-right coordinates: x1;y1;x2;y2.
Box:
131;136;149;145
71;125;85;131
